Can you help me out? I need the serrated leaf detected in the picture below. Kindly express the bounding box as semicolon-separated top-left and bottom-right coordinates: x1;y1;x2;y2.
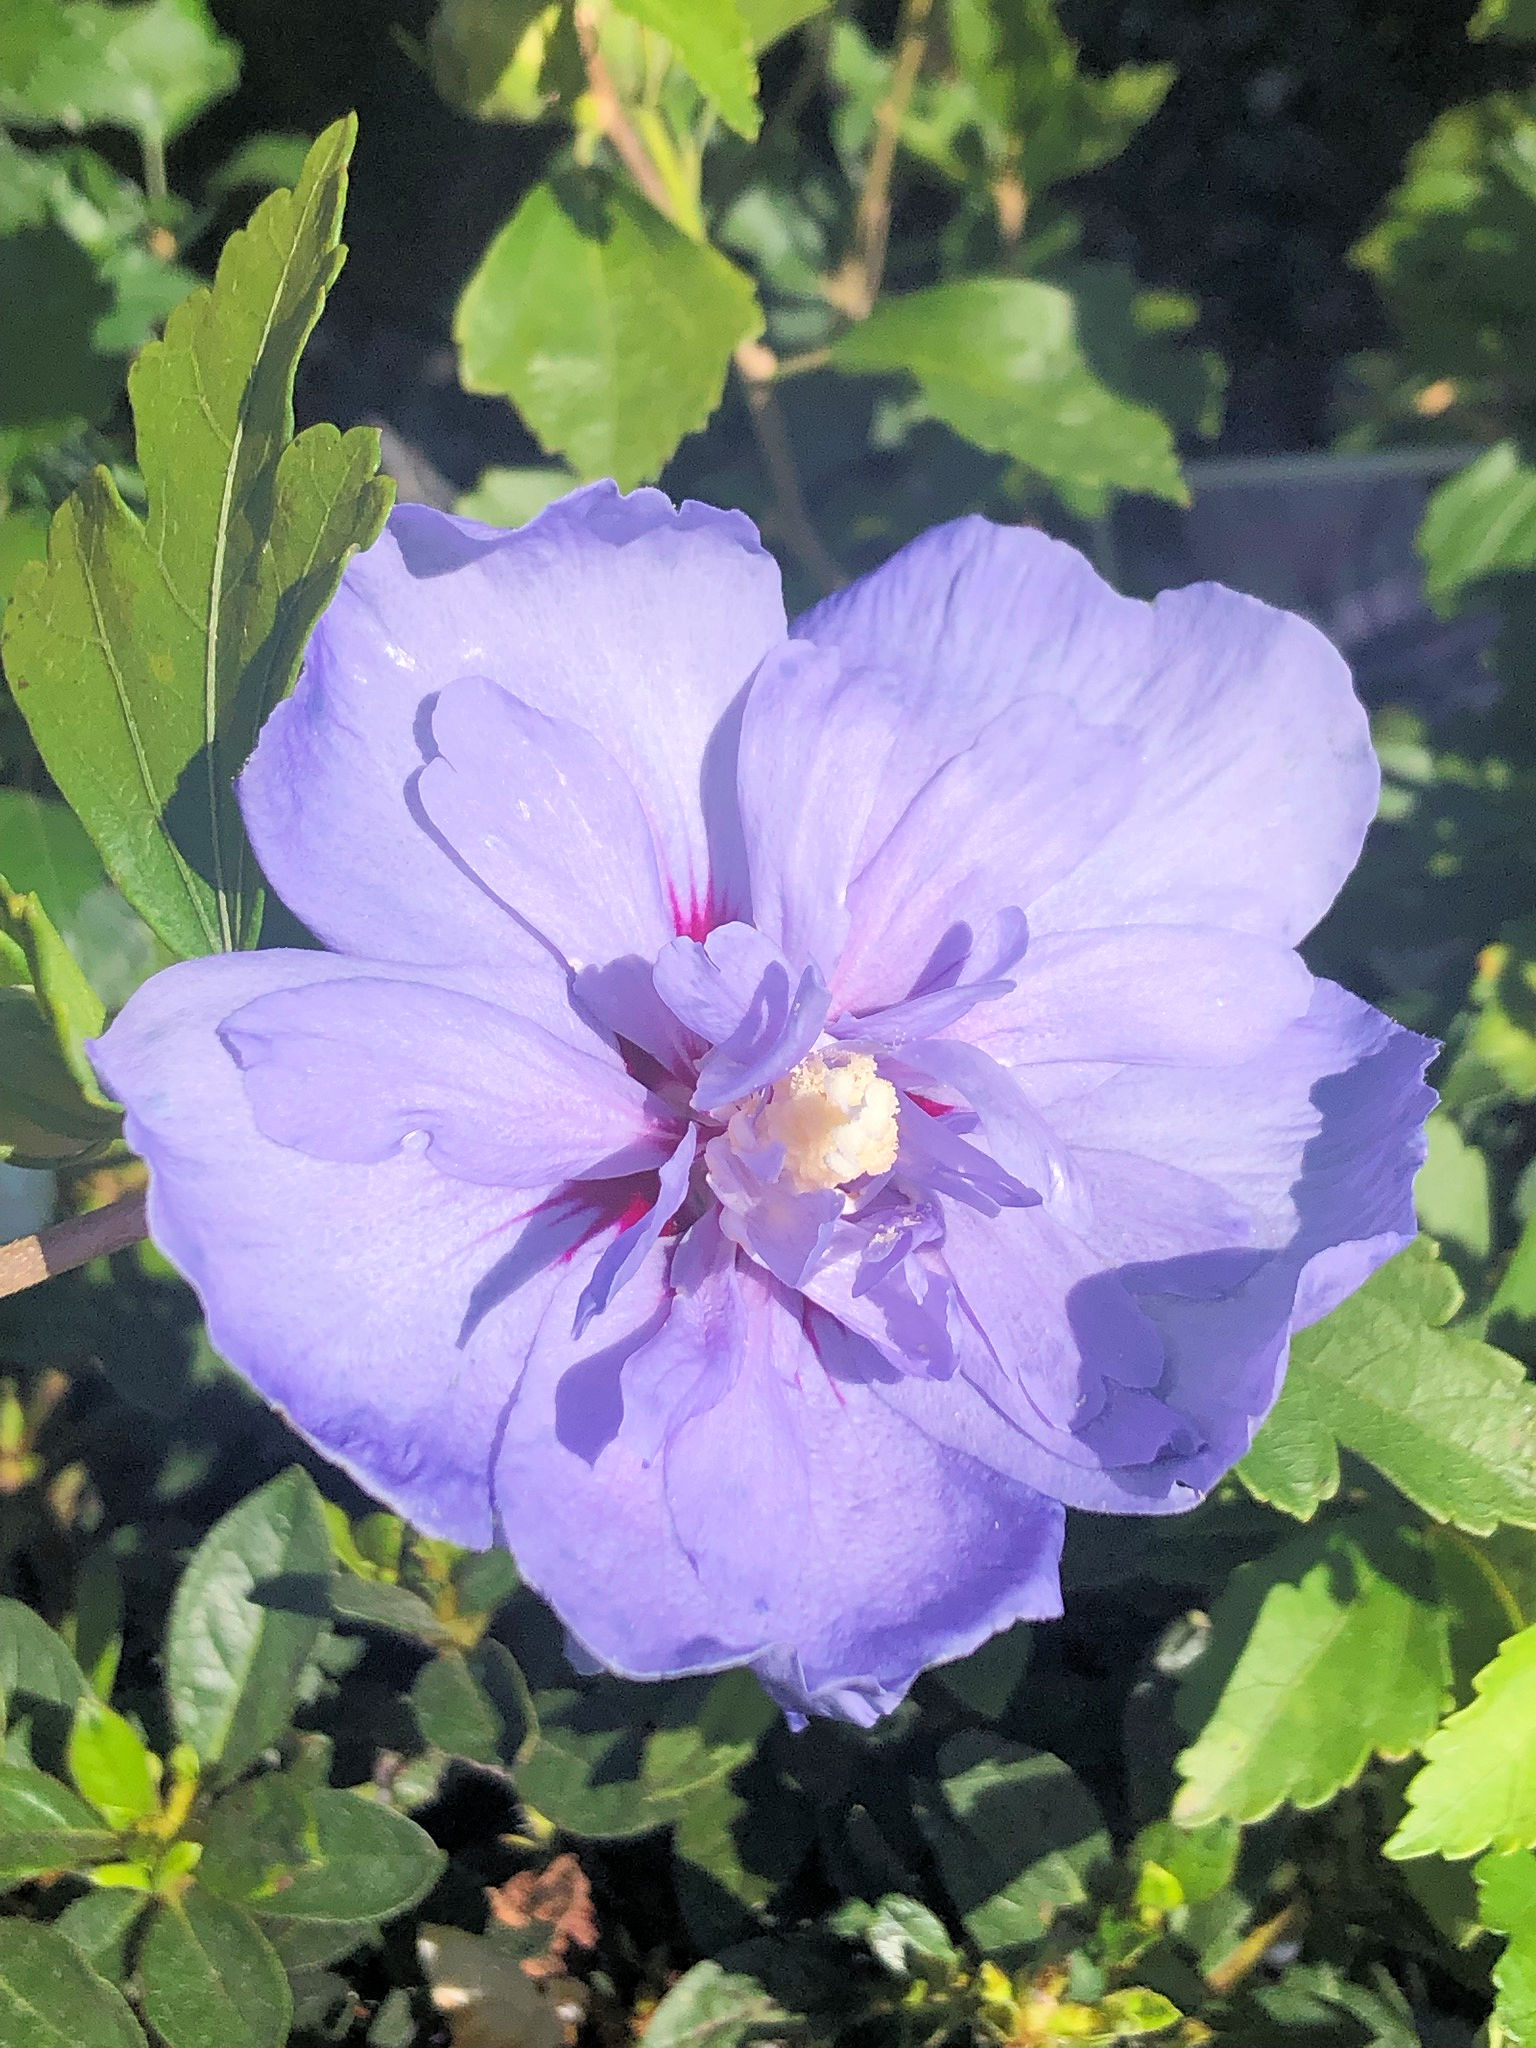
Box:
2;117;392;959
0;1917;148;2048
920;1733;1109;1955
737;0;827;49
1240;1239;1536;1533
1477;1850;1536;2043
0;0;239;151
644;1959;799;2048
67;1700;158;1831
1175;1518;1451;1827
1389;1623;1536;1859
613;0;760;137
227;1787;444;1924
164;1466;332;1782
137;1892;290;2048
829;277;1186;507
455;174;760;490
0;1762;119;1883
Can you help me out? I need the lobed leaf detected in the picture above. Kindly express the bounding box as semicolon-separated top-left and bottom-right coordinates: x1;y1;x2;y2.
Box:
830;277;1187;509
1389;1622;1536;1860
2;117;392;959
1239;1239;1536;1533
0;0;239;152
612;0;761;138
455;175;760;491
1477;1849;1536;2043
1174;1518;1451;1826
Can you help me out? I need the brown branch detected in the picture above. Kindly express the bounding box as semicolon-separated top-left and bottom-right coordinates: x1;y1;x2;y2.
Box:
734;349;846;596
574;5;675;221
847;0;935;318
0;1189;148;1301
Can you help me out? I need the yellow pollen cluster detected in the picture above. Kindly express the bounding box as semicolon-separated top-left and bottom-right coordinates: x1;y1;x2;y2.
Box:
743;1051;901;1194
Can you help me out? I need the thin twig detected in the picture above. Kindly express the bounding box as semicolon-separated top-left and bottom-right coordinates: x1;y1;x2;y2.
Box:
733;349;846;595
846;0;935;317
574;6;675;221
1204;1900;1306;1998
0;1190;149;1302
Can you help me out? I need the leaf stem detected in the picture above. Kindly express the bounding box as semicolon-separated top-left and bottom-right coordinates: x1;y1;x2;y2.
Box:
733;347;846;595
575;7;677;223
0;1190;149;1301
847;0;935;318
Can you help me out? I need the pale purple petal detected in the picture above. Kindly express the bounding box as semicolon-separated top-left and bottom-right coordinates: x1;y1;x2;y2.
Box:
90;952;629;1547
895;1037;1080;1211
221;973;672;1186
798;518;1377;946
653;922;790;1043
834;693;1140;1014
736;641;902;975
692;962;830;1114
417;678;673;971
966;926;1315;1068
493;1251;1065;1720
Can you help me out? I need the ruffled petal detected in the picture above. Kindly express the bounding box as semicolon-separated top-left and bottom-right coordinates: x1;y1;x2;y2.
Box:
243;487;784;962
798;518;1376;946
835;693;1140;1013
90;952;637;1548
493;1251;1065;1721
967;927;1315;1068
221;971;672;1186
736;641;903;976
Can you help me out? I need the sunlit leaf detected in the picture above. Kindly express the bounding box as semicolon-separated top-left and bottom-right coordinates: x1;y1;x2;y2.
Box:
0;1918;147;2048
1389;1622;1536;1859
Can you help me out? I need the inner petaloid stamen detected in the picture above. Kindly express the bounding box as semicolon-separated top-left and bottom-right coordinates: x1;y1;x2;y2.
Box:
729;1050;900;1194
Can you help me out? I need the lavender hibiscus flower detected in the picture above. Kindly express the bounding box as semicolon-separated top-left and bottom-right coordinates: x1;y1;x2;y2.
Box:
93;485;1435;1724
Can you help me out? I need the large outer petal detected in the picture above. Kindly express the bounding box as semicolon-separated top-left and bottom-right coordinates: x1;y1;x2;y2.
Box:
796;517;1376;947
892;981;1435;1514
241;486;785;965
91;952;628;1548
494;1253;1064;1722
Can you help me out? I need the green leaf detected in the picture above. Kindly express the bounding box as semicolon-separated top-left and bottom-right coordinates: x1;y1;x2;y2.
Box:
0;1762;119;1883
1419;441;1536;606
67;1700;158;1831
919;1733;1109;1955
1131;1818;1240;1906
0;874;120;1168
137;1892;291;2048
929;1621;1031;1719
0;1918;147;2048
1471;0;1536;38
947;0;1173;193
1389;1622;1536;1859
198;1771;319;1905
0;1596;91;1771
834;1895;959;1983
644;1959;800;2048
736;0;827;50
0;0;239;151
455;174;760;491
1;118;393;959
1240;1239;1536;1533
164;1466;333;1782
455;465;574;527
1414;1111;1492;1265
1476;1849;1536;2042
829;278;1187;508
69;1550;125;1705
425;0;575;123
411;1642;532;1768
0;790;163;1012
1174;1518;1451;1826
218;1786;444;1924
612;0;760;138
0;226;121;434
326;1572;458;1647
54;1889;149;1986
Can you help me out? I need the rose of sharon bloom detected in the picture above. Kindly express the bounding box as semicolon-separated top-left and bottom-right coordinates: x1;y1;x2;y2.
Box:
92;486;1435;1724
